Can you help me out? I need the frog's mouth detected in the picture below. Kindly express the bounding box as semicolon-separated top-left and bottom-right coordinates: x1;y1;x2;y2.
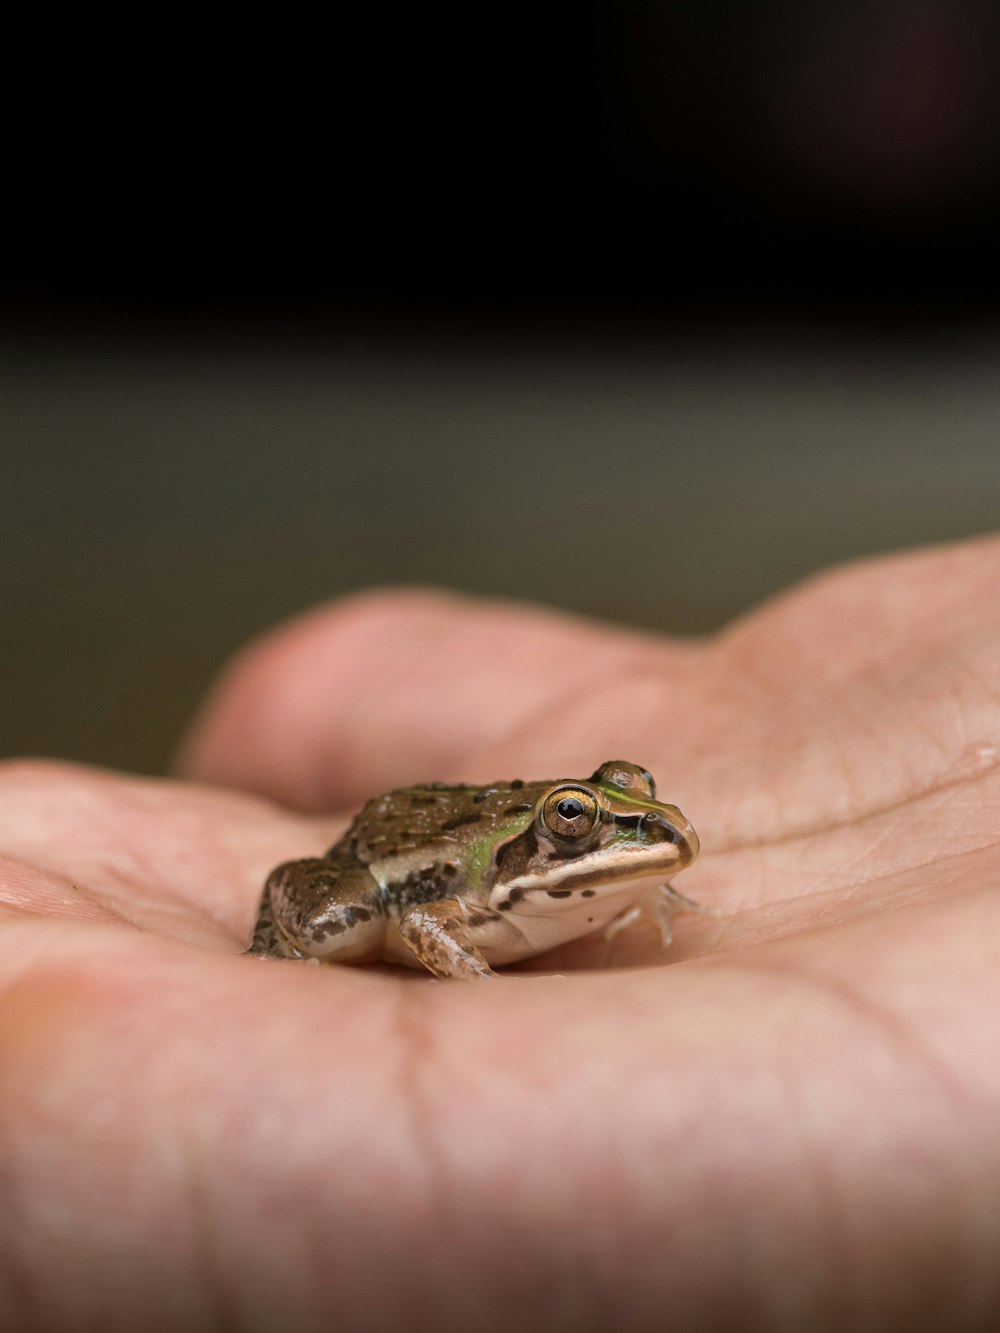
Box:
503;835;697;901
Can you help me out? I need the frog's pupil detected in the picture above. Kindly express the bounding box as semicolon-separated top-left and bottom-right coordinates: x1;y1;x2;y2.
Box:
557;797;585;820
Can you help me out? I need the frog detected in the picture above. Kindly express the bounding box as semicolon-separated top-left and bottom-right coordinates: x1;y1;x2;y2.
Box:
248;760;700;979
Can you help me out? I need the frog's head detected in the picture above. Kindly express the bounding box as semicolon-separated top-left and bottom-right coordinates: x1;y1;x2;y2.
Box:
487;760;699;919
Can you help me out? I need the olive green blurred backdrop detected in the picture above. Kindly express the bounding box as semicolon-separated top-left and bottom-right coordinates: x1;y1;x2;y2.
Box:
4;324;998;774
5;4;1000;773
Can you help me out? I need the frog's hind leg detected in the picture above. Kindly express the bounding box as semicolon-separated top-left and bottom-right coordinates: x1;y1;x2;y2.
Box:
247;885;305;959
248;856;386;964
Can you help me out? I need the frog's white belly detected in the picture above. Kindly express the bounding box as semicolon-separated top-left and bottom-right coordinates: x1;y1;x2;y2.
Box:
496;873;666;963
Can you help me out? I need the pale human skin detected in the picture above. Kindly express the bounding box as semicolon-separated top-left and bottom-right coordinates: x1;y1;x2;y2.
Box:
3;535;1000;1330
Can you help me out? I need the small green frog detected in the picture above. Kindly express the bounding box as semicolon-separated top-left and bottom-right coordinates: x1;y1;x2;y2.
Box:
249;760;700;979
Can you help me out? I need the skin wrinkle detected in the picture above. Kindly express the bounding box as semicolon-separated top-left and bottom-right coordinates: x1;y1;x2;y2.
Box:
346;975;589;1325
824;715;869;833
947;634;1000;711
376;980;617;1330
384;976;633;1327
696;845;999;965
754;952;977;1122
663;924;1000;1329
177;1121;244;1333
707;645;1000;856
769;959;995;1326
759;1022;883;1330
892;678;982;810
474;967;824;1329
386;978;467;1318
704;758;1000;856
373;975;594;1327
0;854;125;924
830;818;901;880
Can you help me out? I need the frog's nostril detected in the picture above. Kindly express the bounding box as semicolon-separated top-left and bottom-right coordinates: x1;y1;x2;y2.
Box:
643;812;676;842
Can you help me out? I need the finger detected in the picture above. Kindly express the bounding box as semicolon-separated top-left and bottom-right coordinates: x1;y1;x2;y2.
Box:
0;760;327;947
175;588;697;812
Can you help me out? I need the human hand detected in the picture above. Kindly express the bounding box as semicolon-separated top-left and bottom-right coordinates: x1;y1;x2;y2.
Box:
3;536;999;1330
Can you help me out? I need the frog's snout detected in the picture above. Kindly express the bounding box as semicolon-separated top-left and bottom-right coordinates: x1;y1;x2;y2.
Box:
647;806;699;867
677;819;700;868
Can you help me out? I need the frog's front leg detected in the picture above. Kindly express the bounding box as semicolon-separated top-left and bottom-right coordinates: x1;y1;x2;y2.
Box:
398;899;498;979
604;882;715;950
248;856;386;964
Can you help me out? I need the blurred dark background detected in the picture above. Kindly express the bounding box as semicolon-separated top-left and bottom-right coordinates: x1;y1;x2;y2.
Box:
3;1;1000;774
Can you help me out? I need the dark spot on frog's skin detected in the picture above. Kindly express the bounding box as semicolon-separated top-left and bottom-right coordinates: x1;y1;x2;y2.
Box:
411;795;440;806
581;888;596;898
546;889;573;899
508;887;525;904
465;910;495;928
386;862;467;910
510;779;524;789
311;904;373;939
497;899;512;911
441;812;482;832
474;787;498;803
507;802;534;814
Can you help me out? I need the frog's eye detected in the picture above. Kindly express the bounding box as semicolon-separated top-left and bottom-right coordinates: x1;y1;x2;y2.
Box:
541;788;600;840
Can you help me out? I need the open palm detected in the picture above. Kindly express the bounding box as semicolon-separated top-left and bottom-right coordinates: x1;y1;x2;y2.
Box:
3;536;999;1331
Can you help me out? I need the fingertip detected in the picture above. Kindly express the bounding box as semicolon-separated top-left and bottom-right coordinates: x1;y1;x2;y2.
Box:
176;587;467;810
176;586;690;815
177;586;604;811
